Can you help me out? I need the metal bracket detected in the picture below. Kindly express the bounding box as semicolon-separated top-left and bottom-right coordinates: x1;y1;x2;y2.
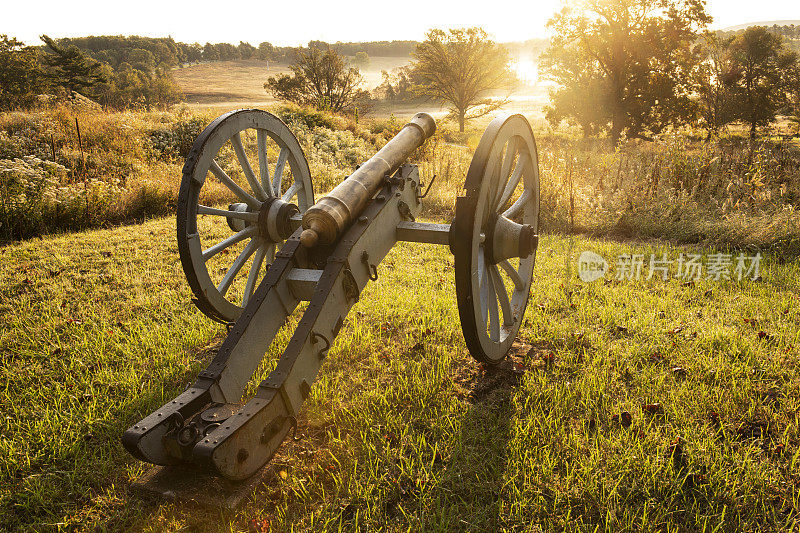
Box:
311;331;331;360
418;174;436;199
361;251;379;281
342;268;360;303
398;200;415;222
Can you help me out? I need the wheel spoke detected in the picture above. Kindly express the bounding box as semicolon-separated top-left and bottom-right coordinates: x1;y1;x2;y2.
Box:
231;132;267;201
496;152;529;212
198;204;259;222
242;244;268;306
503;189;531;220
272;147;288;196
487;266;501;341
218;238;259;297
210;159;260;210
491;264;514;327
494;138;518;207
281;181;301;202
480;261;490;329
499;259;524;291
256;129;272;197
202;226;257;261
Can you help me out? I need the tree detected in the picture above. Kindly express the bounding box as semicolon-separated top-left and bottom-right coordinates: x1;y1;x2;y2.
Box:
202;42;219;61
692;33;738;137
40;35;105;97
411;28;515;132
264;47;363;112
542;40;610;137
375;67;416;102
93;62;182;110
0;35;47;109
238;41;256;60
354;51;369;67
214;43;240;61
541;0;711;146
257;42;275;61
725;26;799;138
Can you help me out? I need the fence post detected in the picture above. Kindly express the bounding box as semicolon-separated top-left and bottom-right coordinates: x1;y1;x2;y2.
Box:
75;117;89;223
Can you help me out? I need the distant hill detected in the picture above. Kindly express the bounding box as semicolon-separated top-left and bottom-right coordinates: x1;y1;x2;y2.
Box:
722;20;800;31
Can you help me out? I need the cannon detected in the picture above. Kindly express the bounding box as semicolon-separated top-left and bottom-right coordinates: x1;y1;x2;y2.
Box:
123;108;540;481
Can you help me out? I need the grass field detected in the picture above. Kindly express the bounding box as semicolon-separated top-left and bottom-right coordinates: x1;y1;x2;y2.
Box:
1;212;799;531
172;60;290;107
170;58;550;121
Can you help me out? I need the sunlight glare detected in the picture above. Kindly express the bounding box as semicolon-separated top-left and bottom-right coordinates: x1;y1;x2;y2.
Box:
512;59;539;85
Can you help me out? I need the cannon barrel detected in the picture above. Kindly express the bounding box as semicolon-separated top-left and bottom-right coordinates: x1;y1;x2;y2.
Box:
300;112;436;247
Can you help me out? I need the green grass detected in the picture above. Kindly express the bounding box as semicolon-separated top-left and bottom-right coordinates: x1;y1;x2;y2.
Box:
1;216;799;531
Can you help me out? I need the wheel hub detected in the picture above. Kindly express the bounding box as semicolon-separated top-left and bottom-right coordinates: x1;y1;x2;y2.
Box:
259;197;299;242
226;199;299;243
485;214;538;264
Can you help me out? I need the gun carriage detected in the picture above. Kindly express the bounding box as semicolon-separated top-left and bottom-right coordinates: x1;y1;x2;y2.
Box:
123;108;540;480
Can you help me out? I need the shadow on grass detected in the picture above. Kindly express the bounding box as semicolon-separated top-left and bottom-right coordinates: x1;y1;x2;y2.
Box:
421;351;527;531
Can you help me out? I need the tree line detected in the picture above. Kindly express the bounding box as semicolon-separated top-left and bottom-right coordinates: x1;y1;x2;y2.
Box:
542;1;800;145
0;35;420;111
265;5;800;142
0;35;184;110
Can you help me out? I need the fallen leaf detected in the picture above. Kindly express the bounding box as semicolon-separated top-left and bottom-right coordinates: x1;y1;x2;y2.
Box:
757;331;775;342
649;353;667;364
667;437;685;469
612;412;633;428
278;470;288;480
642;403;664;415
248;518;270;532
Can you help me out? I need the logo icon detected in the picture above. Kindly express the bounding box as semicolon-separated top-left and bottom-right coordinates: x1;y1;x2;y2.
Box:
578;251;608;282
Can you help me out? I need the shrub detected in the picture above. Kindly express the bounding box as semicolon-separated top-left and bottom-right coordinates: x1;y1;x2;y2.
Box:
146;114;207;161
274;104;341;131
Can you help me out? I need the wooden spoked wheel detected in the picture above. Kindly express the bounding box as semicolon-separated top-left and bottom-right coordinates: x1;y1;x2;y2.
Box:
177;109;314;323
452;114;540;364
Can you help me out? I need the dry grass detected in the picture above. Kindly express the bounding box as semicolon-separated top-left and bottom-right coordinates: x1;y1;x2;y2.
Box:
172;60;290;106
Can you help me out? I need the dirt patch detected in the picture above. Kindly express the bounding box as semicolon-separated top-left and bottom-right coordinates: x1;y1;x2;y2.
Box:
451;340;536;406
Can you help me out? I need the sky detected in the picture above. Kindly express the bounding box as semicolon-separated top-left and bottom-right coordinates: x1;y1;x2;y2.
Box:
2;0;799;47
